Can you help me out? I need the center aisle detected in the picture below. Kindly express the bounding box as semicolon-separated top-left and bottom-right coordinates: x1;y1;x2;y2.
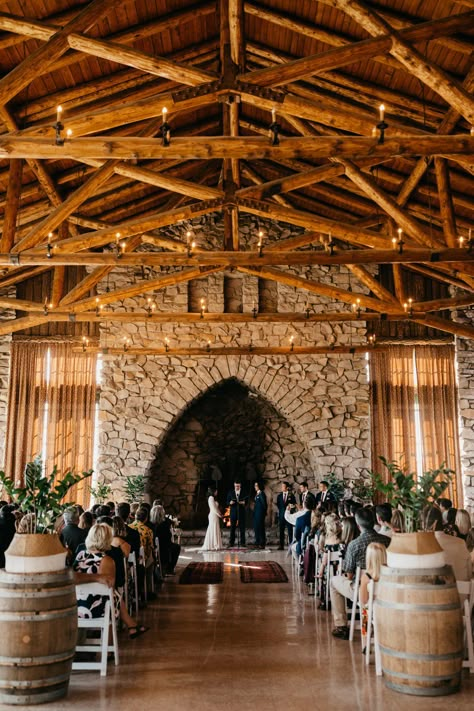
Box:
15;549;474;711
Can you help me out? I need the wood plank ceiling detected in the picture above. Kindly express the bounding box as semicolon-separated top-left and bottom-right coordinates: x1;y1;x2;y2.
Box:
0;0;473;346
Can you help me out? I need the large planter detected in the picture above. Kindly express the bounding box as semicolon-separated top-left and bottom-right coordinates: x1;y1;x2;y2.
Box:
375;532;463;696
0;534;77;705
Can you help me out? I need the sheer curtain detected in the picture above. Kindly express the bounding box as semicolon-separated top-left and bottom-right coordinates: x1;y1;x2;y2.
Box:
4;341;97;505
415;345;461;504
370;346;417;481
4;342;47;485
370;344;462;504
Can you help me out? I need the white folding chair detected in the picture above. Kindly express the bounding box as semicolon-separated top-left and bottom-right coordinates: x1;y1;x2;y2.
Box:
457;579;474;673
139;545;147;600
326;549;343;609
128;551;139;618
73;583;119;677
349;566;362;642
365;579;382;675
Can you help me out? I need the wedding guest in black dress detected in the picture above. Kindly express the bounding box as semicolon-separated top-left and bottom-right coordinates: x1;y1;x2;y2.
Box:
253;481;268;549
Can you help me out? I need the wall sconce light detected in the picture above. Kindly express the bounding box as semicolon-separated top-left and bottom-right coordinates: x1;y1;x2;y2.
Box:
403;297;414;317
367;333;376;347
206;340;211;353
164;337;170;353
289;335;295;352
376;104;388;145
82;336;89;352
147;297;156;317
46;232;54;259
257;230;264;257
161;107;171;146
268;107;280;146
352;298;362;318
43;297;52;315
54;105;64;145
200;298;206;318
252;301;258;319
395;227;404;254
123;337;131;352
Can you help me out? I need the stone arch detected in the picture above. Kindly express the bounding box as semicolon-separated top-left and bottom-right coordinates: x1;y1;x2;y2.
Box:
145;368;313;526
152;355;314;455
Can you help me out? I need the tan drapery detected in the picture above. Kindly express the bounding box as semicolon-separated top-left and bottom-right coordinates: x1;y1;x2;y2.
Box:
370;345;462;505
4;341;97;506
415;345;461;505
4;342;48;485
370;346;417;479
44;343;97;505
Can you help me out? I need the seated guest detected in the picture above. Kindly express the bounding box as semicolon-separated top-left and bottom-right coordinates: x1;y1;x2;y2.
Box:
437;498;452;523
375;504;393;537
155;513;181;576
330;508;390;639
116;503;141;559
73;522;148;638
61;507;87;558
150;500;166;530
455;509;472;541
78;511;94;533
339;516;359;559
359;542;387;652
317;513;342;609
131;507;155;597
423;505;472;581
390;509;405;533
291;493;316;560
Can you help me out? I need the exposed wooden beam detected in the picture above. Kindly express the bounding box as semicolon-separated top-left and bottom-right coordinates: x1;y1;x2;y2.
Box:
0;159;23;252
348;264;400;306
332;0;474;125
2;247;474;269
0;0;125;105
434;158;458;248
1;135;472;161
239;9;474;87
237;265;400;313
50;266;66;308
67;34;217;86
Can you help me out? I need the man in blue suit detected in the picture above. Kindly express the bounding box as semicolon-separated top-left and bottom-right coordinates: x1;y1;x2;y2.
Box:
227;481;248;547
276;481;296;549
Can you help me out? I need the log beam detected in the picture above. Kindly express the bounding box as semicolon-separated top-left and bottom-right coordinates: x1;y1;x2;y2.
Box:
0;159;23;252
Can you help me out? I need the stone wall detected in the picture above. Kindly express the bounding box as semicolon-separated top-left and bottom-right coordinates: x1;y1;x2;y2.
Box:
96;216;371;519
454;302;474;512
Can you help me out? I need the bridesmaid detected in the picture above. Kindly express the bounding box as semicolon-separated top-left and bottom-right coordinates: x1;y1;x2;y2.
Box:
253;481;268;549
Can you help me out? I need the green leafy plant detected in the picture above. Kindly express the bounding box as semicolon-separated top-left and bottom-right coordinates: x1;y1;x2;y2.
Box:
120;473;145;504
369;456;453;532
349;474;376;504
88;478;112;504
326;472;345;501
0;456;93;534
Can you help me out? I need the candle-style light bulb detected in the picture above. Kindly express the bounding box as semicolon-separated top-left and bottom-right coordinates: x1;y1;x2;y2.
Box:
403;302;408;312
271;107;276;123
56;105;62;123
186;231;192;244
162;106;168;120
115;232;121;244
379;104;385;121
459;235;465;248
392;237;397;250
66;129;72;139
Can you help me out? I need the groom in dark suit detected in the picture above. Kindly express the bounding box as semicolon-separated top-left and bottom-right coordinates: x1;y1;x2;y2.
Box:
276;481;296;550
226;481;248;547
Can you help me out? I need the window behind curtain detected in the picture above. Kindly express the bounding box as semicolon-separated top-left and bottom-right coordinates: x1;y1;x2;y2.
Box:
370;344;462;505
4;341;97;506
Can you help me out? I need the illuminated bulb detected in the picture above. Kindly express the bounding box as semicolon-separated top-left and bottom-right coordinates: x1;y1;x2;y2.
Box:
162;106;168;119
56;105;62;123
392;237;397;250
66;128;72;138
271;108;276;123
379;104;385;121
191;241;196;250
459;235;465;248
403;302;408;312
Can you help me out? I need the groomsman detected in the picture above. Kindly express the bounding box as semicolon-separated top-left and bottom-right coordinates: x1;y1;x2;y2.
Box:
298;481;310;508
315;480;336;508
276;481;296;550
227;481;248;547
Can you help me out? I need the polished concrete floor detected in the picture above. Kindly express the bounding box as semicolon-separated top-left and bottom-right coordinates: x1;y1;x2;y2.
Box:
11;549;474;710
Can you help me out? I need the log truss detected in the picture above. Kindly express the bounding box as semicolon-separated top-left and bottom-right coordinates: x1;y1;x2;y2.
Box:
0;0;472;342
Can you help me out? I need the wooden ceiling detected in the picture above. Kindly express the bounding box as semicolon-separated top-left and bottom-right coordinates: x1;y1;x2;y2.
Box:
0;0;473;344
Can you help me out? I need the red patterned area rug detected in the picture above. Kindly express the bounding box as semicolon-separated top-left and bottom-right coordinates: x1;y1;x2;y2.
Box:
179;562;224;584
239;561;288;583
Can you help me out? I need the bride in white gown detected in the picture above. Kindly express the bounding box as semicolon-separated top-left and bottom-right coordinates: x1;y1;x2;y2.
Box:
202;488;223;551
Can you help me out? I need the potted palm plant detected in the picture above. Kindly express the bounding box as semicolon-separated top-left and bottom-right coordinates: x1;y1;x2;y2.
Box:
0;457;92;705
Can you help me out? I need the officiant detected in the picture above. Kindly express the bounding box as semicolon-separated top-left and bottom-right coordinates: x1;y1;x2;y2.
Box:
226;481;248;547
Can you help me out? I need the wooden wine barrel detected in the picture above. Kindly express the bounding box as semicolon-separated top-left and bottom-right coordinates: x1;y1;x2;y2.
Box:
0;568;77;705
375;565;463;696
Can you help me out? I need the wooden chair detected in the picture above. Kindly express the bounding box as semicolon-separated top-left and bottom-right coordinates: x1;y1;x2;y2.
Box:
457;579;474;674
73;583;119;677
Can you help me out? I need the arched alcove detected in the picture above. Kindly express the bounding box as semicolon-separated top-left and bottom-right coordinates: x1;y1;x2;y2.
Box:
146;377;311;527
